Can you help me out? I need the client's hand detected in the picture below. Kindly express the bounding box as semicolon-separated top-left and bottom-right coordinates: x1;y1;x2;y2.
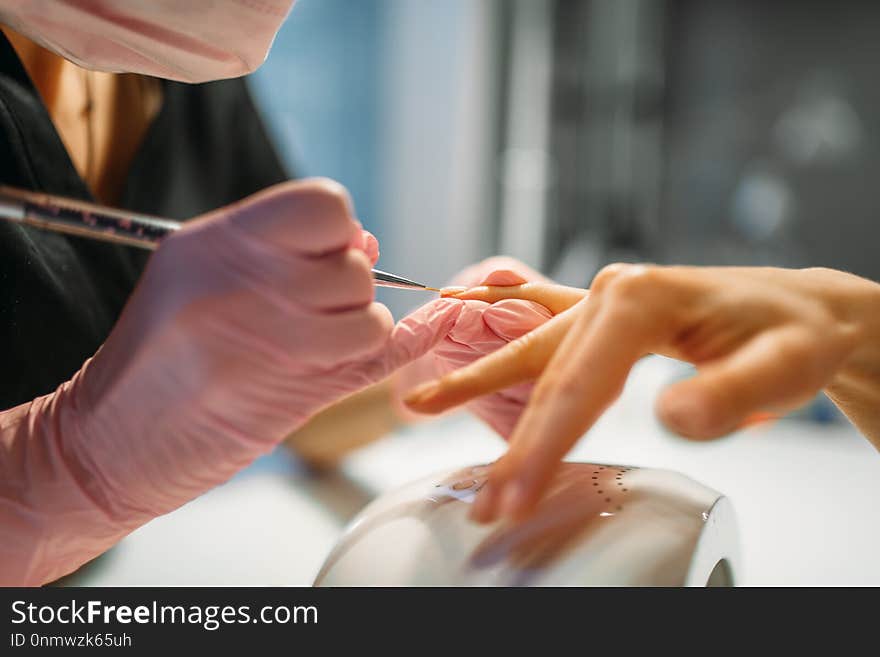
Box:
405;264;880;523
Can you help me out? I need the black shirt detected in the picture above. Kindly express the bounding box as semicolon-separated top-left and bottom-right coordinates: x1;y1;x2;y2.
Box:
0;33;288;409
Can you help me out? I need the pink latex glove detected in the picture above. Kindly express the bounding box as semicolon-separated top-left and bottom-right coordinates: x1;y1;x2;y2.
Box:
0;0;295;83
393;257;553;438
0;179;463;586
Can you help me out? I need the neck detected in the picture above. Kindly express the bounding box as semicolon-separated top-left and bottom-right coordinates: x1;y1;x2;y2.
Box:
2;27;65;107
0;26;163;205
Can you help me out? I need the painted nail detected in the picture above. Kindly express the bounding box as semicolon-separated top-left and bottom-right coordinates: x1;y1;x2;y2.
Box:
440;286;468;297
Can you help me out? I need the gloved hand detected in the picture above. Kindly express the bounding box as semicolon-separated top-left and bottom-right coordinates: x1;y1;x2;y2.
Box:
392;257;553;438
0;179;463;585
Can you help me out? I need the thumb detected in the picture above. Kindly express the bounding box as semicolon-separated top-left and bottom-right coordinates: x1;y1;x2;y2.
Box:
655;327;821;439
364;298;465;381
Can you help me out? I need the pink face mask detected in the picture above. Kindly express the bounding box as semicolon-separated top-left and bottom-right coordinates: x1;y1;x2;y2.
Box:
0;0;294;82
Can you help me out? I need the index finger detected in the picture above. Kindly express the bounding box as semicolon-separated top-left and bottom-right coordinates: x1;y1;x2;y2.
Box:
444;282;588;315
473;301;660;523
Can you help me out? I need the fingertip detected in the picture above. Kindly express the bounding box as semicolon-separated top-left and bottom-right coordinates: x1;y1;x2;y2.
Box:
403;380;440;407
479;269;529;287
655;385;733;440
347;245;374;269
738;411;782;430
443;285;496;302
402;379;456;415
300;177;355;214
402;363;478;414
365;302;396;346
361;230;380;265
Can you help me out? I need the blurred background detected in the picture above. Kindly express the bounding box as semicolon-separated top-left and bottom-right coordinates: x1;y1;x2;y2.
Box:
251;0;880;316
69;0;880;586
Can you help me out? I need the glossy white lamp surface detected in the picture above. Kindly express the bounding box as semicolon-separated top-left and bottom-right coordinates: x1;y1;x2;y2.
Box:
315;462;739;586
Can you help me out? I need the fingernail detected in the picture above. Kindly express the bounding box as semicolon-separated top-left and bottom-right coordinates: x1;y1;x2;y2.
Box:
479;269;527;286
440;286;468;297
658;393;712;438
403;381;440;406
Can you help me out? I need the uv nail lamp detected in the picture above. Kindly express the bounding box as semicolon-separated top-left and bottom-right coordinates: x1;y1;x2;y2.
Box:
314;463;738;586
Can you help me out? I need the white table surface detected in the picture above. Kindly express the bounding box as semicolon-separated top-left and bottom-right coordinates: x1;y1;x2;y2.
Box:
70;357;880;586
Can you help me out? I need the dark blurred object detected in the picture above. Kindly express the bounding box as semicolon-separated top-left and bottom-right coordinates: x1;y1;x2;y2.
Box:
661;0;879;279
495;0;880;285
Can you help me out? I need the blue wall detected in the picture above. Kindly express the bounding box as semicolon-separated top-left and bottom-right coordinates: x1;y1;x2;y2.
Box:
249;0;387;237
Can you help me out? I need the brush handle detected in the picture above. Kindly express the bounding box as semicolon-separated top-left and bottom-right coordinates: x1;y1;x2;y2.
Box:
0;185;178;249
0;185;435;291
